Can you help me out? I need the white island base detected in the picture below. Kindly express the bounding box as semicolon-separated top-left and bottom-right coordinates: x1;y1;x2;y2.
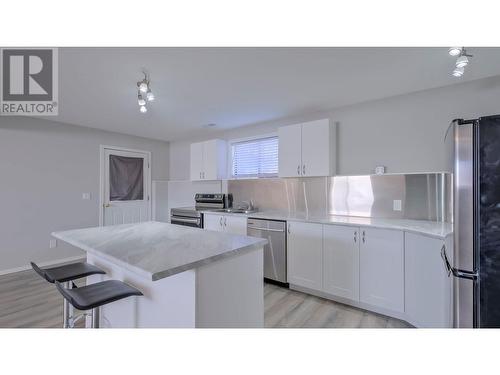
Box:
85;248;264;328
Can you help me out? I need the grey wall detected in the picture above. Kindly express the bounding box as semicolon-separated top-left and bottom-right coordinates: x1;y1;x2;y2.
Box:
0;117;169;273
169;76;500;179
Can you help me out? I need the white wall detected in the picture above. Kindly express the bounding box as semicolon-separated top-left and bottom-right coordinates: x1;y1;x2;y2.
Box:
169;76;500;179
0;117;169;273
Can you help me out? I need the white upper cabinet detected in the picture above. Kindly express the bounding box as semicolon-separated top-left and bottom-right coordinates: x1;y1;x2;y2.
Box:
278;123;302;177
287;221;323;290
278;119;335;178
323;225;360;301
190;142;204;181
405;232;453;328
359;228;404;313
190;139;227;181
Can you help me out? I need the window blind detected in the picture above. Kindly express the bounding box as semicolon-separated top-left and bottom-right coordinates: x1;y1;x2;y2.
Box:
231;136;279;178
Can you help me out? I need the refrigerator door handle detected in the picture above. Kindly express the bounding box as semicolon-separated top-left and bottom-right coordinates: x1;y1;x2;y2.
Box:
441;245;478;281
440;245;452;277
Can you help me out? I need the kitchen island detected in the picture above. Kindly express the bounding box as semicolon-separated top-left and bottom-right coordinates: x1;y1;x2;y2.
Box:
52;221;267;328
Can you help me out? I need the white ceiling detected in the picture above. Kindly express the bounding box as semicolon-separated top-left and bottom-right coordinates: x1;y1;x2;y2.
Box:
51;47;500;141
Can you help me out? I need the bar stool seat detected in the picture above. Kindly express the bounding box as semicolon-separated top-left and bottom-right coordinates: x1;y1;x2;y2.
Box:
55;280;143;310
31;261;106;328
31;262;105;283
55;280;143;328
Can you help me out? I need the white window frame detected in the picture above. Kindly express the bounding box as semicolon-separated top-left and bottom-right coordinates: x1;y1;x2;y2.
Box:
227;133;279;180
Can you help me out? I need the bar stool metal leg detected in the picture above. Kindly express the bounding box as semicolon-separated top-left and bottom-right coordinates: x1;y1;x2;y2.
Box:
62;281;72;328
91;307;100;328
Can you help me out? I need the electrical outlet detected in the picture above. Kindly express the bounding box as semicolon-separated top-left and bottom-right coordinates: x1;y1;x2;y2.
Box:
82;192;91;200
393;200;402;211
49;239;57;248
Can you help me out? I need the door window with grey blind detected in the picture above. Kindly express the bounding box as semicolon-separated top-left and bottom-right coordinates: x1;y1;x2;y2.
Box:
231;136;279;178
109;155;144;201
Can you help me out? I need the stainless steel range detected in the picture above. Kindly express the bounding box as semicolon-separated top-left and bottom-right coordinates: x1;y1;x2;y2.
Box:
170;193;232;228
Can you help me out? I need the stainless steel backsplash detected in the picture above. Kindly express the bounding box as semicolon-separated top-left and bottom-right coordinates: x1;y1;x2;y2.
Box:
227;173;452;222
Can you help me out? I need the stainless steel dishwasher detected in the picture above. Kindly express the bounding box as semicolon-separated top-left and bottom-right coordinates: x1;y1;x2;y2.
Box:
247;218;287;285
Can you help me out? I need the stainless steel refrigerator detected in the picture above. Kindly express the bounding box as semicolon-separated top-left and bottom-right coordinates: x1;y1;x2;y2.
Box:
444;115;500;328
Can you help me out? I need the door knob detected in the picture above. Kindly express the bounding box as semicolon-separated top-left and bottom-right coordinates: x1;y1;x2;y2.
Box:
104;203;111;208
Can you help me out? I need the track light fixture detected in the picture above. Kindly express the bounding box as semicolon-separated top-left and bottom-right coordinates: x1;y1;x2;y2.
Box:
136;72;154;113
448;48;473;78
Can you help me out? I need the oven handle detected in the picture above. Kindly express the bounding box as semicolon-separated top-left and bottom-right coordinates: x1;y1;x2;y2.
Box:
171;217;201;225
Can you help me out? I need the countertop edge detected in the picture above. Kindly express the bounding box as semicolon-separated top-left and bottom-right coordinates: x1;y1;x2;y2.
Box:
203;211;452;240
283;217;452;240
52;230;267;281
150;240;266;280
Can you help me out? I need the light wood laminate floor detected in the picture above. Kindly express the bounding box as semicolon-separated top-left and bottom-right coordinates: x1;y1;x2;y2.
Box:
0;269;411;328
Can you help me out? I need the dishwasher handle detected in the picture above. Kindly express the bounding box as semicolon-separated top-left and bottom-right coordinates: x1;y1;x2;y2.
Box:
247;226;285;233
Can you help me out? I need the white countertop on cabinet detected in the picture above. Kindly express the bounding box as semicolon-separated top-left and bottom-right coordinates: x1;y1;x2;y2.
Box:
203;210;452;239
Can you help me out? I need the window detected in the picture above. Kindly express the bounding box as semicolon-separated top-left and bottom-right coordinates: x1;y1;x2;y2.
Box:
109;155;144;201
231;136;279;178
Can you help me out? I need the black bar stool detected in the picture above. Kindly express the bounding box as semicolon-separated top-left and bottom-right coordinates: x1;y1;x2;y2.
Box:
55;279;143;328
31;261;105;328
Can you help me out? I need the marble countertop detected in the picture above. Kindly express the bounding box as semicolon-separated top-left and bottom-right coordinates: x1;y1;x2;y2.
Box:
203;210;452;239
52;221;267;281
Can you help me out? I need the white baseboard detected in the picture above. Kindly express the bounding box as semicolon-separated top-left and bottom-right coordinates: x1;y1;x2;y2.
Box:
0;255;86;276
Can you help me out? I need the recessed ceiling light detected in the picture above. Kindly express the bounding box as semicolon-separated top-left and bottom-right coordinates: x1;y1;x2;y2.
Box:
448;47;462;56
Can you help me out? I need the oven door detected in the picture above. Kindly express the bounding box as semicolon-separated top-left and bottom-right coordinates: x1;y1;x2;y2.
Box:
171;216;202;228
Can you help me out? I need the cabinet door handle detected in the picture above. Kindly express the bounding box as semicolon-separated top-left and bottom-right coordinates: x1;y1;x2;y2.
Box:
297;165;300;175
354;231;357;243
224;217;227;226
199;172;202;179
303;164;306;175
220;217;223;226
362;230;365;243
287;223;291;234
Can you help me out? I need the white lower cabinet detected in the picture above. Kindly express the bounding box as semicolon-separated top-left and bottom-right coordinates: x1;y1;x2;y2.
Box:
405;232;453;328
203;213;247;235
287;221;323;290
323;225;360;301
204;213;224;232
359;228;405;313
224;215;248;235
287;221;451;326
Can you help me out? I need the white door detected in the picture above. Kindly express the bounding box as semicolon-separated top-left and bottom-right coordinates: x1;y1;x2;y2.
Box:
102;147;151;226
359;228;404;312
405;233;453;327
323;225;360;301
223;215;248;235
190;142;204;181
204;214;224;232
301;119;331;177
287;221;323;290
278;123;302;178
